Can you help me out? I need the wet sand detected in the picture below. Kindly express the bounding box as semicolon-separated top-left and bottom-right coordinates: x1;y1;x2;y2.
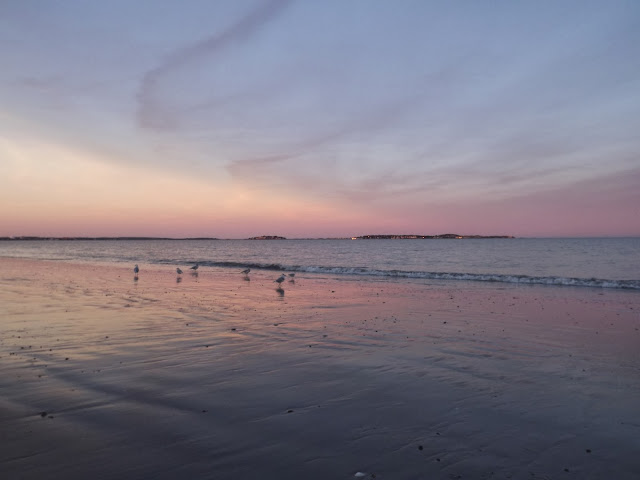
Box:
1;257;639;479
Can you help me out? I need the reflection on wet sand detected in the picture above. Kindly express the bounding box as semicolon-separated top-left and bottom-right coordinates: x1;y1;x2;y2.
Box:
1;257;639;480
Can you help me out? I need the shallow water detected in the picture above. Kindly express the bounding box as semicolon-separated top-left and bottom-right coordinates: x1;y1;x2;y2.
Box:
1;237;639;289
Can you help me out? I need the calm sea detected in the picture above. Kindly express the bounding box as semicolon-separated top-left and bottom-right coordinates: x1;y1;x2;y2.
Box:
1;238;639;290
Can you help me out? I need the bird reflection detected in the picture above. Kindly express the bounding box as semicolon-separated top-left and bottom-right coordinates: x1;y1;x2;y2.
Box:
176;276;182;284
276;287;284;296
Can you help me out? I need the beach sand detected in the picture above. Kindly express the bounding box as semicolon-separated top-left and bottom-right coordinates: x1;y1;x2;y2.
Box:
1;257;639;479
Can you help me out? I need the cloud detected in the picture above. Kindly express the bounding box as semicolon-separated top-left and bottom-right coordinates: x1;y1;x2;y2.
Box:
136;0;293;131
225;91;422;180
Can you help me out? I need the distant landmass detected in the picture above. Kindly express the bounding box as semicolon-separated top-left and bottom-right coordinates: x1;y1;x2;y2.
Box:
1;234;514;241
353;234;515;239
247;235;287;240
0;236;219;241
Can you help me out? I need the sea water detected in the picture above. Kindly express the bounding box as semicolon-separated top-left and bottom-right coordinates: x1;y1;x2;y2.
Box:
1;237;639;289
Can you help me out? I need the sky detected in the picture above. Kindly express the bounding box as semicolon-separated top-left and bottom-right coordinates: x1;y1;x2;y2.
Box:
1;0;639;238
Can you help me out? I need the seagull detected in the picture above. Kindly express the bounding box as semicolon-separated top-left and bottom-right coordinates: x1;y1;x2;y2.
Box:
190;264;199;271
176;268;183;275
275;274;286;287
241;268;250;275
134;264;139;275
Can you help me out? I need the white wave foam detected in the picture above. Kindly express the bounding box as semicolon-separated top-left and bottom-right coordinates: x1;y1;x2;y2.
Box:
152;260;639;290
285;265;640;290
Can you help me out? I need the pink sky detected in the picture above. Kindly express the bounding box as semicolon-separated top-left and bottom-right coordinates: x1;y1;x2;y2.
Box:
1;1;639;238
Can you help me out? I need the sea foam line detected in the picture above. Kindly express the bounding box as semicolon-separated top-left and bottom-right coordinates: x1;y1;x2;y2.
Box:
156;260;640;290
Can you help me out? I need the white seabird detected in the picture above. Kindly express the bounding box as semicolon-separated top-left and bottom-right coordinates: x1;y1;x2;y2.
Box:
176;267;183;275
275;274;286;287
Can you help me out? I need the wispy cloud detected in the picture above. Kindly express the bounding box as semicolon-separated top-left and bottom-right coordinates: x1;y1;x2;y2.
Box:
136;0;293;131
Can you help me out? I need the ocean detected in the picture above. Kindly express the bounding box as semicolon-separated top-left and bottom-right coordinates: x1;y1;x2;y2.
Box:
2;237;639;290
2;240;640;478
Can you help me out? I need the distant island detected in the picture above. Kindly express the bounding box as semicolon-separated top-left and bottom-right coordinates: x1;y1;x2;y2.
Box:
247;235;287;240
352;234;515;239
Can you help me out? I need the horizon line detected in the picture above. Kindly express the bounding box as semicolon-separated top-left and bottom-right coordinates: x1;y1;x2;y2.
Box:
2;235;639;241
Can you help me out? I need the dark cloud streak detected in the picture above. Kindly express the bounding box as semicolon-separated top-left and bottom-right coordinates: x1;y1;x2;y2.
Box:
225;92;423;179
136;0;293;130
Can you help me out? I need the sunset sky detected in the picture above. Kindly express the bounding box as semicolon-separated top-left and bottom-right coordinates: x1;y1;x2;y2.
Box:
1;0;639;238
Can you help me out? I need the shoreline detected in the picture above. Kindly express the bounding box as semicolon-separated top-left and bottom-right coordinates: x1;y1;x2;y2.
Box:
1;257;639;479
2;254;638;291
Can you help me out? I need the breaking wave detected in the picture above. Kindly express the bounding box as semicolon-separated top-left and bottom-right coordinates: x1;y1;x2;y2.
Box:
156;260;640;290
